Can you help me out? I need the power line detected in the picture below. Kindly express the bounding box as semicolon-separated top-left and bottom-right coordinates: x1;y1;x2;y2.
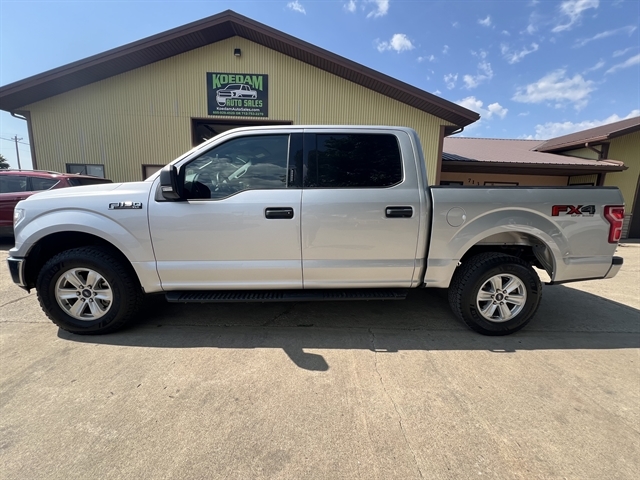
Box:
0;136;30;146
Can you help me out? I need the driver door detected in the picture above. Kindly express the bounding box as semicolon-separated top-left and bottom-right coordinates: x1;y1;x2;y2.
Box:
148;132;303;290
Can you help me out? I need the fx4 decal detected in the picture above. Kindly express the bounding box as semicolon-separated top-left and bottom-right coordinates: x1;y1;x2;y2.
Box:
552;205;595;217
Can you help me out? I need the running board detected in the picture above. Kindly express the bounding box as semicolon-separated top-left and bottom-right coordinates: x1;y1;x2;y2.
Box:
165;289;408;303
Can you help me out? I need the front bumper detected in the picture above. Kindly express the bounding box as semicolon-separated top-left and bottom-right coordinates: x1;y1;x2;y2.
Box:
604;256;623;279
7;257;27;290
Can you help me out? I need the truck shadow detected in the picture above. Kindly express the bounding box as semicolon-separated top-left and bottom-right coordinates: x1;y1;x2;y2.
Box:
59;285;640;371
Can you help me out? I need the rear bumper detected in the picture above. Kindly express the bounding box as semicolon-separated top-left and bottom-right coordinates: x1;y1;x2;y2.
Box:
547;256;623;285
7;257;27;290
604;256;623;279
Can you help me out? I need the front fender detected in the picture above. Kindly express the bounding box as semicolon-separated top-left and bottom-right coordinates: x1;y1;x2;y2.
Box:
11;208;162;293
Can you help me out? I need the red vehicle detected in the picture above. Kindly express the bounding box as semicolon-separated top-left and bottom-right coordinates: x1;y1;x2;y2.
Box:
0;170;112;236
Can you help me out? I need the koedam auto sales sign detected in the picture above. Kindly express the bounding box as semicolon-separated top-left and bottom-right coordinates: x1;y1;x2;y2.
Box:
207;73;268;117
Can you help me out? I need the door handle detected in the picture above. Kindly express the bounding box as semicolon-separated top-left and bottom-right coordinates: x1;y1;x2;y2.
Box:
385;206;413;218
265;207;294;219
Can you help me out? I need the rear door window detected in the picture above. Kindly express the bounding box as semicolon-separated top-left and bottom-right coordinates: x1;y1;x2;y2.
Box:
305;133;402;188
30;177;59;191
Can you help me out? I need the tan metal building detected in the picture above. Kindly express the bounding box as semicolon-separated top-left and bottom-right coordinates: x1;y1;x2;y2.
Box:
0;10;478;185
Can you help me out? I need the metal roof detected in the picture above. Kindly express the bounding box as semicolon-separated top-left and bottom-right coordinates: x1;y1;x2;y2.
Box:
535;116;640;152
443;137;626;173
0;10;479;128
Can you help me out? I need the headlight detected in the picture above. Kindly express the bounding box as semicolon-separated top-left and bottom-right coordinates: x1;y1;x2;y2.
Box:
13;208;25;227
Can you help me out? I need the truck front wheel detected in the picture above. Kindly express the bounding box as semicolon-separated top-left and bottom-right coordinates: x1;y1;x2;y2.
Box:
448;252;542;335
36;246;143;335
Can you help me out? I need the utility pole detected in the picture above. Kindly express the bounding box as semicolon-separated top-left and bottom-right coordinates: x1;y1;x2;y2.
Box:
12;135;22;170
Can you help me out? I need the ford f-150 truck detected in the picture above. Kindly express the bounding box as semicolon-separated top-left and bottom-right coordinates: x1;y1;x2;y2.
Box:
7;126;625;336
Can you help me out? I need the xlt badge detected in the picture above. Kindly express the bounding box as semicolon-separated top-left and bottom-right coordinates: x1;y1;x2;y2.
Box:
109;201;143;210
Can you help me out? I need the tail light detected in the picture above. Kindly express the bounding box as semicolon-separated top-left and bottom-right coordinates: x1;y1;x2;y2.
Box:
604;205;625;243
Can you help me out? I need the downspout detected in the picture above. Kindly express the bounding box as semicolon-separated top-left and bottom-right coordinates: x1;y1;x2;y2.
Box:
436;126;464;186
11;111;37;170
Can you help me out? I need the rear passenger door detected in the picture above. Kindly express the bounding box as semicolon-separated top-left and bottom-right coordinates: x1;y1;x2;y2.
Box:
0;175;30;231
301;129;423;288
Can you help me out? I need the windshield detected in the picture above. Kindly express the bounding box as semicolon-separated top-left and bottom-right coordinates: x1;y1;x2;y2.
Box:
224;84;242;90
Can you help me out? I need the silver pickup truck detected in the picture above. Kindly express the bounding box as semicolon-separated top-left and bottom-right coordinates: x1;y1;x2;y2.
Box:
7;126;625;336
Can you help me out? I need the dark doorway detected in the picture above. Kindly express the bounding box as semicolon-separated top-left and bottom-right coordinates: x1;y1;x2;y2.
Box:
191;118;292;146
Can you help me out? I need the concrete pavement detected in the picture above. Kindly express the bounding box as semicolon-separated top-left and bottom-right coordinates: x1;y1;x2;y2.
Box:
1;242;638;479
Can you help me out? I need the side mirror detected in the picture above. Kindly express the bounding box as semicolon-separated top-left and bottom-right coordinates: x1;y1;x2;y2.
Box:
160;165;182;200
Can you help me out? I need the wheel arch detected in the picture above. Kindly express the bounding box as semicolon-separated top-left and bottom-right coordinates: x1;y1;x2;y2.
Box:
23;231;139;290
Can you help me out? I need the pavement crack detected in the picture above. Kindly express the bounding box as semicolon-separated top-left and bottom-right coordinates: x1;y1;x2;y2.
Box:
369;328;424;480
261;306;292;327
0;294;34;309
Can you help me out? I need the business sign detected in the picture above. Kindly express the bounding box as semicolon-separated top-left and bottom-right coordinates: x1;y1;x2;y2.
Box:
206;73;268;117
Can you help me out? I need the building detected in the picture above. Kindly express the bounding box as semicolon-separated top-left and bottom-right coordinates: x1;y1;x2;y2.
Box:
0;10;478;184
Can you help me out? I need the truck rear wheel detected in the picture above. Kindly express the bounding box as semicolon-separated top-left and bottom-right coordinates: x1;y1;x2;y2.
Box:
36;246;143;335
448;252;541;335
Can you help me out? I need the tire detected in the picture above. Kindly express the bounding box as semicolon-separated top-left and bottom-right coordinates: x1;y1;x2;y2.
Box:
448;252;542;336
36;246;143;335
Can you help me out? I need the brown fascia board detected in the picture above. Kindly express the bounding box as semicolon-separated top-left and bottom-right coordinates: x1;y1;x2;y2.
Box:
0;10;479;128
536;120;640;152
442;160;627;176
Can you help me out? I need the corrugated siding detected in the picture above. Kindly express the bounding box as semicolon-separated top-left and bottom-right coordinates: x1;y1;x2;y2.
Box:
26;37;452;183
604;130;640;213
568;174;598;185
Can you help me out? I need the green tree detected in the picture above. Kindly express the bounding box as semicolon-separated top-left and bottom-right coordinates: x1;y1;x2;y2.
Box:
0;153;10;169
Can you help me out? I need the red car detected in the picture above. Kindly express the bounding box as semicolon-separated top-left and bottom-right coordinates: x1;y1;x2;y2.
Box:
0;170;112;236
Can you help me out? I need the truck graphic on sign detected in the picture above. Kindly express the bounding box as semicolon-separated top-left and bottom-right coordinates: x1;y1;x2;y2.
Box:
216;84;258;106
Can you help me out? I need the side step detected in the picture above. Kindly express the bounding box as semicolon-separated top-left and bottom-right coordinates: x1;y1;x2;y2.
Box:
165;289;408;303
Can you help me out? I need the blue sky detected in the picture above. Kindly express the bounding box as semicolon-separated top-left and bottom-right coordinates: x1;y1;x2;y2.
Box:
1;0;639;169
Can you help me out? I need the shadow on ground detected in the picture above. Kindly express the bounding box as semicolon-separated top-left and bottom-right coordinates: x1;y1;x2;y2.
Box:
59;284;640;370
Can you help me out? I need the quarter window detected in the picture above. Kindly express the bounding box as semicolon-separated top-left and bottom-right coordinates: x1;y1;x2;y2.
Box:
182;135;290;199
306;134;402;188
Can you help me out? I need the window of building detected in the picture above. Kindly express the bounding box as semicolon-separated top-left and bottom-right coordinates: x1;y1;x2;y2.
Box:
182;134;290;199
306;134;402;188
66;164;106;178
143;165;164;180
30;177;59;191
0;176;28;193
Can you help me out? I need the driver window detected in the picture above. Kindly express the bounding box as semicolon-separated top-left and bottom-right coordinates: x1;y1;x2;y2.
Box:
182;134;289;199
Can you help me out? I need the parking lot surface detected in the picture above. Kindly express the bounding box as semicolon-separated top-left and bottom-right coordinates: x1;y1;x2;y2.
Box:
1;241;639;479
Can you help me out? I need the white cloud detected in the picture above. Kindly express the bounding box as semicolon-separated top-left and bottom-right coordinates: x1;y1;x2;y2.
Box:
531;109;640;139
574;25;637;47
606;53;640;74
512;69;596;110
344;0;357;12
442;45;449;55
487;103;508;119
444;73;458;90
518;111;530;116
613;47;636;57
452;21;459;28
501;43;539;64
552;0;599;33
502;30;511;36
478;15;492;27
287;0;306;14
433;89;442;95
417;54;436;62
463;60;494;89
366;0;389;18
456;96;508;120
583;59;605;74
376;33;414;53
